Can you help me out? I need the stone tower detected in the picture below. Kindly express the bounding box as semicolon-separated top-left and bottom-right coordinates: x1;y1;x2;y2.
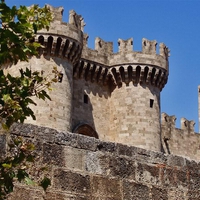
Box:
6;5;83;132
74;36;169;151
7;6;169;152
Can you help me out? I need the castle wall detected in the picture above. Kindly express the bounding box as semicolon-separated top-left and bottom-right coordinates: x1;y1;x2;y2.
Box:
109;83;161;151
4;124;200;200
161;113;200;161
5;56;73;132
72;78;110;140
109;51;168;71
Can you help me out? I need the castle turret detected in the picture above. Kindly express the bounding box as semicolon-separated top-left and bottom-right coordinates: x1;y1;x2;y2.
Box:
6;6;83;132
74;36;169;151
108;38;169;151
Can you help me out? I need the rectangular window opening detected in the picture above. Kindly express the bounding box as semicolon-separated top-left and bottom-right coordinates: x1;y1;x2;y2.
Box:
84;94;88;104
150;99;154;108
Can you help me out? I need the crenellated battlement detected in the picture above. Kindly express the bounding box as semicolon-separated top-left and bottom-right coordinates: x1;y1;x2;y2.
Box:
95;37;113;55
161;113;196;135
36;7;83;64
80;37;169;90
161;113;200;160
82;37;169;67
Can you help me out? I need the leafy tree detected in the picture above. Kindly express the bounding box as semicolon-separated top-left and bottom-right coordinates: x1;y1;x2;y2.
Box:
0;1;58;199
0;1;60;129
0;136;51;199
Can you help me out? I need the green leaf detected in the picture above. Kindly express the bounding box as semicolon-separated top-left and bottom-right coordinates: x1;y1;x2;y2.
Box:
2;163;12;168
17;169;28;182
26;155;34;162
1;123;9;130
24;68;31;78
26;143;35;151
13;137;22;146
41;90;51;101
24;177;36;186
3;94;11;103
25;98;37;106
40;177;51;191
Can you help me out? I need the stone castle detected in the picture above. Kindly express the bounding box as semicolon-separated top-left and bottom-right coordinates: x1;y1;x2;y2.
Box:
3;5;200;199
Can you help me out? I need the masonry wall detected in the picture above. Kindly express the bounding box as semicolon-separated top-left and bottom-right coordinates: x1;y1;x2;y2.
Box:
161;113;200;161
2;124;200;200
109;83;161;151
72;79;110;140
5;56;73;132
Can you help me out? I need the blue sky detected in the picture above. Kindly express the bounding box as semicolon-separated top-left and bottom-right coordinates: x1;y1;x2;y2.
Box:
6;0;200;132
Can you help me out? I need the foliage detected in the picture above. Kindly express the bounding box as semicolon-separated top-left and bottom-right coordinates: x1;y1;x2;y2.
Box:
0;67;59;130
0;1;57;199
0;137;51;200
0;1;52;65
0;1;58;128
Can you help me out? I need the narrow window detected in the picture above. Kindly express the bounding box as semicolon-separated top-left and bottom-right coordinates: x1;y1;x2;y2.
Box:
150;99;154;108
84;94;88;104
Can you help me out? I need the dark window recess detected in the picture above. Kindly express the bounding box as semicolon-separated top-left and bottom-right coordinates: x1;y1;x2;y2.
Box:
58;73;63;82
150;99;154;108
84;94;88;104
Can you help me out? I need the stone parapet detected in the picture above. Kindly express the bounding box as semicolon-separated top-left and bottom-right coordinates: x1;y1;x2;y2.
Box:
81;37;169;90
37;6;83;65
161;112;200;160
82;37;169;71
5;123;200;199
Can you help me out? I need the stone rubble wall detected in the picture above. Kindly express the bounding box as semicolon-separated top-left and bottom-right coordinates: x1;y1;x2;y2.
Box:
2;124;200;200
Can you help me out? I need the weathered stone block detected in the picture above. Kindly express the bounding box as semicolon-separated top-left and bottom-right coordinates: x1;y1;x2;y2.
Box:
55;132;78;147
151;186;168;200
63;146;87;171
122;180;150;200
53;169;91;195
185;159;199;173
86;152;105;175
188;172;200;190
167;189;186;200
76;134;99;151
43;143;65;166
96;141;116;153
135;163;160;185
116;143;137;157
91;176;122;199
175;169;188;188
160;166;177;187
167;154;186;168
108;156;136;179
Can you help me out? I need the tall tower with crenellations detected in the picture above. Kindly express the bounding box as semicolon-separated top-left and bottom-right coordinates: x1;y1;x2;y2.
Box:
74;36;169;151
6;6;169;152
5;5;83;132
